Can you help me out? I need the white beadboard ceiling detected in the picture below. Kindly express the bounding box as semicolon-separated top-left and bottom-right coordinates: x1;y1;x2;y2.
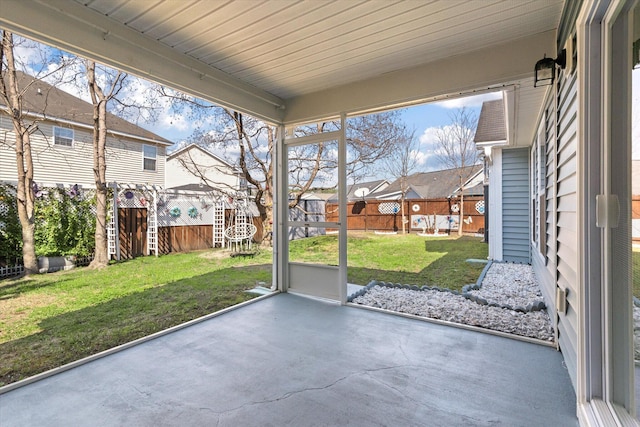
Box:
81;0;563;99
0;0;564;144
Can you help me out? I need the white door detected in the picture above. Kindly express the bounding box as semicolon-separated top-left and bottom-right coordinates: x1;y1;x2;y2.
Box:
279;120;347;302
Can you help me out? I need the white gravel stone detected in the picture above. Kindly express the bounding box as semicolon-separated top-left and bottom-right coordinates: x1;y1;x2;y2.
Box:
469;263;544;309
352;263;554;341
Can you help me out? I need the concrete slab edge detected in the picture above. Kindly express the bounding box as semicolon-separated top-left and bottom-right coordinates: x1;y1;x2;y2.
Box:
346;302;557;348
0;291;280;395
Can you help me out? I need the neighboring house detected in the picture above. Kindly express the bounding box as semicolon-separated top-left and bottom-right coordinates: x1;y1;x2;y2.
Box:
370;166;483;201
0;71;173;261
326;167;485;233
326;179;389;202
0;71;171;188
165;143;243;193
474;98;531;263
164;144;262;251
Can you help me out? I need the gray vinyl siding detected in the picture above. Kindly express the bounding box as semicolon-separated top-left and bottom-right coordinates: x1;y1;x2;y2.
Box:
0;116;165;187
555;71;578;390
502;148;530;263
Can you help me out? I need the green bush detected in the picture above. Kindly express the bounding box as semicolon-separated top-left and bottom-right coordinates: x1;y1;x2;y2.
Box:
34;187;96;257
0;184;22;264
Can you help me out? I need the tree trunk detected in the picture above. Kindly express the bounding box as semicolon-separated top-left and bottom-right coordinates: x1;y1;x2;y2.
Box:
2;32;38;275
16;194;38;274
458;176;464;236
91;184;109;267
401;195;406;234
87;62;110;269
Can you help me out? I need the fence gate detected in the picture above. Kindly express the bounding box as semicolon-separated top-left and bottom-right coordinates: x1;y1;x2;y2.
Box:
118;208;148;259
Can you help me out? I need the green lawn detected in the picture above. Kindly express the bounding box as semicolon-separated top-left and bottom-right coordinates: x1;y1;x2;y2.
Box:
0;233;486;387
0;251;272;386
290;232;488;289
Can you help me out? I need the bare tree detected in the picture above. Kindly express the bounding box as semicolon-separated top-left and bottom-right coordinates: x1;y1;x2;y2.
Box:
0;32;38;274
85;61;128;268
162;90;408;241
383;129;418;234
434;107;480;236
0;32;74;274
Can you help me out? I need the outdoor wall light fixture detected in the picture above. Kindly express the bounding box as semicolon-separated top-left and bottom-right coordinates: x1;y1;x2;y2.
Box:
534;49;566;87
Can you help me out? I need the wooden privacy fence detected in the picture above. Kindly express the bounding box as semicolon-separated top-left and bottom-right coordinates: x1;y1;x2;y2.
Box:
326;197;485;234
157;216;263;255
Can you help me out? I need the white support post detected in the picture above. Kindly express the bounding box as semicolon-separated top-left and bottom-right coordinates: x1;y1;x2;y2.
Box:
274;125;287;292
338;113;347;304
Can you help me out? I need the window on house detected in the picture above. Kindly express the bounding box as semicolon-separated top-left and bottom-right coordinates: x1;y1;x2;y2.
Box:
53;126;73;147
143;145;157;171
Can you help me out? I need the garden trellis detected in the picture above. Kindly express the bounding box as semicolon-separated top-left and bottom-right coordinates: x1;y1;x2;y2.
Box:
109;183;257;259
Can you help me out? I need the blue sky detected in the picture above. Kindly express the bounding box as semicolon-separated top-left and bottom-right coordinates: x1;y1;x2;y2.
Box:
17;33;639;167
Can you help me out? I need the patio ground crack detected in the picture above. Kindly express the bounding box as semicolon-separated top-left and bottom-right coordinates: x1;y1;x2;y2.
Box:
207;363;423;417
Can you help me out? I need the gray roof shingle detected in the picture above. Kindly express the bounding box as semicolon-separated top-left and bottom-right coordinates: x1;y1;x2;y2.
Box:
9;71;172;145
371;165;483;199
474;99;506;144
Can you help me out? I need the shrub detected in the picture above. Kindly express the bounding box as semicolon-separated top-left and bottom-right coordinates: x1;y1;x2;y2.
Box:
0;184;22;265
33;187;96;257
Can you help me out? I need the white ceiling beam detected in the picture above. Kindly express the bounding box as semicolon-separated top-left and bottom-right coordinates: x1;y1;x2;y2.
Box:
0;0;285;124
283;30;557;125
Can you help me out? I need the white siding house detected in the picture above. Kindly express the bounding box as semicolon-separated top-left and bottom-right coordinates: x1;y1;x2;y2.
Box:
0;72;171;188
165;143;241;192
2;1;638;424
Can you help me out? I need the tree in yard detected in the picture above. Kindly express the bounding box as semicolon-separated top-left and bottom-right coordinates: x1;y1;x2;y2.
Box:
85;61;128;268
382;129;418;234
434;107;480;236
162;89;407;242
82;61;160;268
0;31;73;274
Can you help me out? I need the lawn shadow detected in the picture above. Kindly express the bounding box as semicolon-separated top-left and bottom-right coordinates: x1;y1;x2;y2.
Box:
0;276;76;300
0;263;271;387
348;236;487;291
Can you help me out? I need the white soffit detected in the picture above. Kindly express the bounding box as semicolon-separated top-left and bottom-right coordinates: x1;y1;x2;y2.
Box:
0;0;564;128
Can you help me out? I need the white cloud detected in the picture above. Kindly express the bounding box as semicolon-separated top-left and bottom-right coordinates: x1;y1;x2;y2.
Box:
417;126;446;171
435;91;502;109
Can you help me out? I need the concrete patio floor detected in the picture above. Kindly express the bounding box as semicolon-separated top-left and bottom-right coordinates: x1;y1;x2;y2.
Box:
0;292;577;426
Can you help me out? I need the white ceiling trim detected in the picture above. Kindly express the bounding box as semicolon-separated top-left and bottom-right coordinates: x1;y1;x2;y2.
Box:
0;0;285;124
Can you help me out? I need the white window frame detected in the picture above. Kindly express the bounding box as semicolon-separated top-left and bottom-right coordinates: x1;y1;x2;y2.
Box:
143;144;157;172
577;1;635;424
53;126;74;147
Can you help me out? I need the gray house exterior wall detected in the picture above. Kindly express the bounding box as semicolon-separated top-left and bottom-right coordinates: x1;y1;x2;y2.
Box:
553;67;579;391
501;148;531;263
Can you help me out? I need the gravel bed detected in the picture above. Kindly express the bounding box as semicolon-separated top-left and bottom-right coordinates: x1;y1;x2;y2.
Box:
352;262;554;342
468;262;545;310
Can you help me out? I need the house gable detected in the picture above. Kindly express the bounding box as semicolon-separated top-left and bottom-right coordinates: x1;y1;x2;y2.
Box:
165;143;240;192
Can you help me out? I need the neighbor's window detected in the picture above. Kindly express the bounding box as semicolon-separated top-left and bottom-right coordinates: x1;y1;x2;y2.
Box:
53;126;74;147
143;144;157;171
